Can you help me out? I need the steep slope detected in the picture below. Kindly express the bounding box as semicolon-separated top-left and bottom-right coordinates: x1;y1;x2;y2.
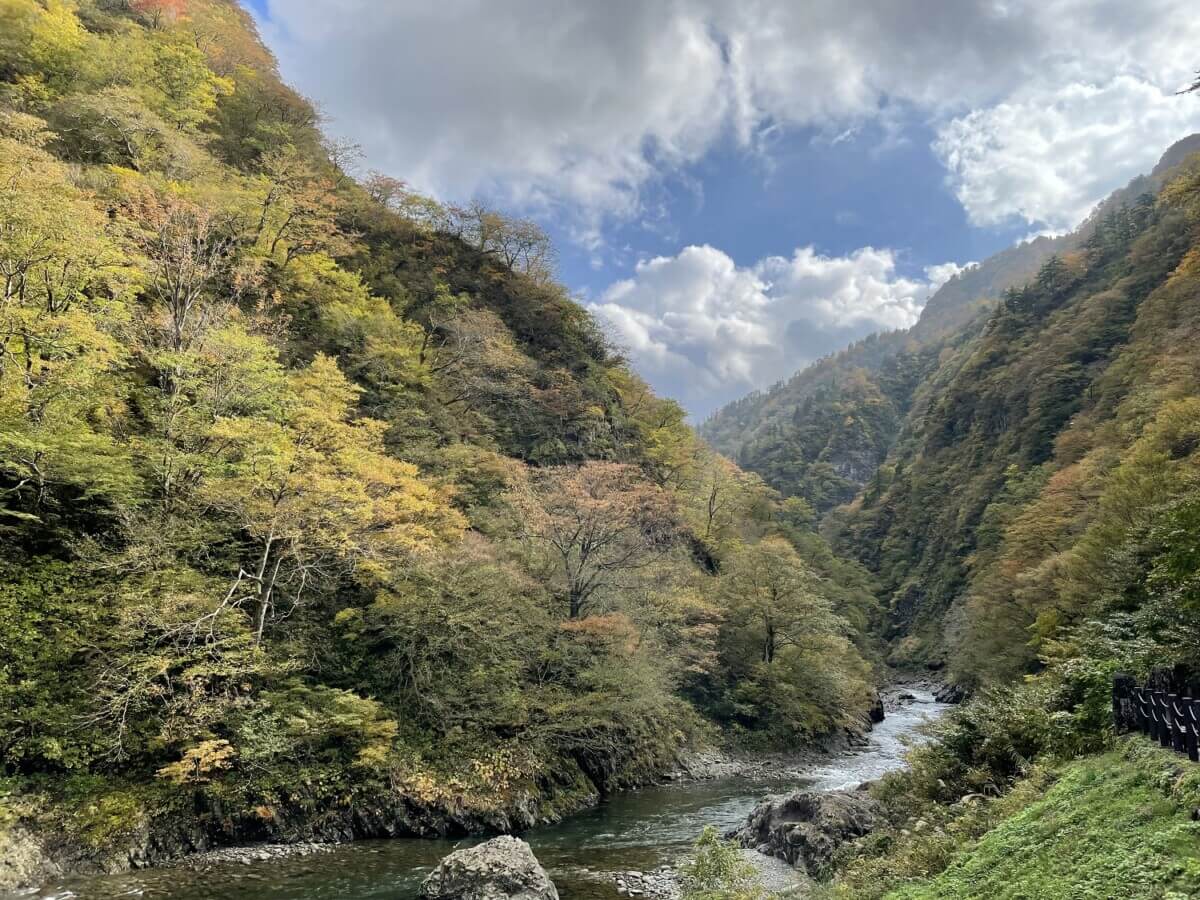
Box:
831;135;1200;679
702;138;1200;520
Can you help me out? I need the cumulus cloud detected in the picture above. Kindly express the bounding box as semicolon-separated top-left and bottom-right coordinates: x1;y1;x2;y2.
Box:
256;0;1200;233
589;246;963;417
935;76;1200;230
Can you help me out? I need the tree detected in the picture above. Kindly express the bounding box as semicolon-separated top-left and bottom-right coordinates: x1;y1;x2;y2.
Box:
686;453;770;548
429;307;532;413
510;462;676;618
137;195;235;355
363;171;444;228
0;136;135;517
254;145;350;266
145;29;232;129
443;201;556;284
721;537;839;665
130;0;188;30
53;87;196;174
0;0;86;100
341;535;549;734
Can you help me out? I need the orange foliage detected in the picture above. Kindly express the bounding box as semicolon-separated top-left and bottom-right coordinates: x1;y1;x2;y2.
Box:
559;613;639;654
131;0;188;26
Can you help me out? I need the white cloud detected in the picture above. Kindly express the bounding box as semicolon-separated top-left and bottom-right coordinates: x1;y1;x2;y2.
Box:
589;246;963;417
252;1;1200;414
935;75;1200;230
256;1;730;233
256;0;1200;234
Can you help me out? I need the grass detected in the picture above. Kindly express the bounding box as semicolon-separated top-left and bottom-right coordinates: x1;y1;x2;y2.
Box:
877;743;1200;899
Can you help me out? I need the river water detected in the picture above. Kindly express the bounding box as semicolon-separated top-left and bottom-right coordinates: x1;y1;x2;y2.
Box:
18;690;951;900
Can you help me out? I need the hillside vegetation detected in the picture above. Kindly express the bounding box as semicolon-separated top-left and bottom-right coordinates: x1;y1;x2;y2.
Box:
0;0;881;871
706;127;1200;895
834;141;1200;682
710;135;1200;687
833;741;1200;899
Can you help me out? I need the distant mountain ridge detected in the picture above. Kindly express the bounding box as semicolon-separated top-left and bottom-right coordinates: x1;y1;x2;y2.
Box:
700;225;1067;514
700;136;1200;519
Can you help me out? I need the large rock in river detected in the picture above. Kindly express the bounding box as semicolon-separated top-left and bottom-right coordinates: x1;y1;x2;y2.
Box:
420;836;558;900
727;789;880;879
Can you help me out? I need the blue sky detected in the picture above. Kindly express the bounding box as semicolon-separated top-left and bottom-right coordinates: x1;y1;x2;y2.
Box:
551;117;1029;298
245;0;1200;417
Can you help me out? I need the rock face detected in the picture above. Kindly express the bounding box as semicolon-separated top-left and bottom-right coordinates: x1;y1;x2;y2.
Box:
727;789;881;879
0;827;56;893
420;836;558;900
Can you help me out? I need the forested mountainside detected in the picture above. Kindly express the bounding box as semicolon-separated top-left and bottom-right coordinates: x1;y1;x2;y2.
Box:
834;137;1200;679
707;136;1200;679
0;0;881;867
706;135;1200;897
701;142;1200;518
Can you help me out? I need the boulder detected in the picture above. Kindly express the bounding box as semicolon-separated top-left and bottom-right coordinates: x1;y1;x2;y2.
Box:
726;789;881;879
934;683;967;704
420;836;558;900
867;692;886;724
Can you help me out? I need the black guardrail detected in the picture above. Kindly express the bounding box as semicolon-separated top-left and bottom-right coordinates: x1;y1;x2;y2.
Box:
1112;672;1200;761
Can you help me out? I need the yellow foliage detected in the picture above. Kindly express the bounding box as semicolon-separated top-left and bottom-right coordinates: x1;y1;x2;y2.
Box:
155;739;236;784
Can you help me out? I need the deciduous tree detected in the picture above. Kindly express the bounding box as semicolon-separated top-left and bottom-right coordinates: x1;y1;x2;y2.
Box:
510;462;676;618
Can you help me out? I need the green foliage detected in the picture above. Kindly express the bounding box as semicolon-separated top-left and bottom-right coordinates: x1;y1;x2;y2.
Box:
707;537;873;744
233;683;398;771
680;826;767;900
0;559;109;771
821;150;1200;678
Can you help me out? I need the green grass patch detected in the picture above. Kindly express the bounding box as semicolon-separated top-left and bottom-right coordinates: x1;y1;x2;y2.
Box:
878;743;1200;899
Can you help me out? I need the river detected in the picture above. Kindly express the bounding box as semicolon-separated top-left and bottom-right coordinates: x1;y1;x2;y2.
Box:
18;689;951;900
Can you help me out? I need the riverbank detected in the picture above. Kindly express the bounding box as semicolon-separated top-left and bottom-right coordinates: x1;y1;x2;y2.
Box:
0;691;901;895
3;688;952;899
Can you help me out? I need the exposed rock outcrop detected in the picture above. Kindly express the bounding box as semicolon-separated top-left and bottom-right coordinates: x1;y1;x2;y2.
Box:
0;827;56;893
727;789;881;879
420;836;558;900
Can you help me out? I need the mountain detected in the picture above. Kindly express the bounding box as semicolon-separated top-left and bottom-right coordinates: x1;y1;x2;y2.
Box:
710;134;1200;678
0;0;880;882
700;233;1067;515
702;134;1200;896
833;135;1200;675
819;135;1200;895
702;138;1200;522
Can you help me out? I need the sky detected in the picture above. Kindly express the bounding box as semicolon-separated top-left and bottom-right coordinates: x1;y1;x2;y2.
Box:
244;0;1200;419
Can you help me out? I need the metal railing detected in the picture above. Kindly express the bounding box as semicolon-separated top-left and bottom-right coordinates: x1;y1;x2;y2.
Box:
1112;673;1200;762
